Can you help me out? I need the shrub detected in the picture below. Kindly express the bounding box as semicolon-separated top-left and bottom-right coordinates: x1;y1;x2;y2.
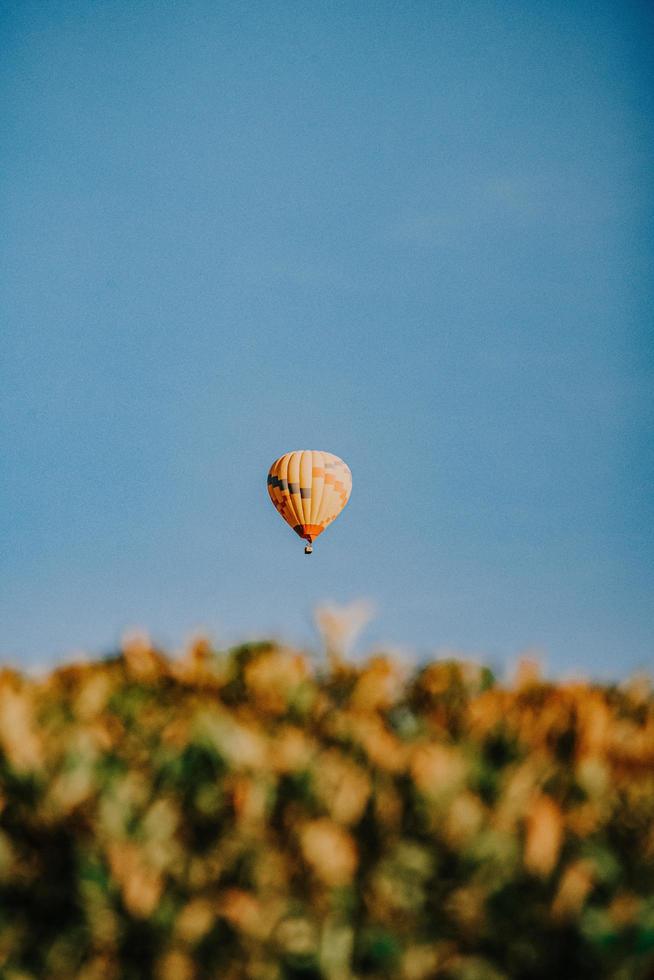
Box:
0;639;652;979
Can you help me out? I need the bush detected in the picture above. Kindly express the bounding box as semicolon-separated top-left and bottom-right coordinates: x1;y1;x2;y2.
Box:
0;638;652;979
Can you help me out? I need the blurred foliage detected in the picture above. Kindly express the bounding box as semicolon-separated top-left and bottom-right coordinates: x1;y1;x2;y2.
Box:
0;636;653;979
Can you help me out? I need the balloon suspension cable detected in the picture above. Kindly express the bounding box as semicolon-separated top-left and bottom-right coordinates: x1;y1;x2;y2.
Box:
304;541;313;555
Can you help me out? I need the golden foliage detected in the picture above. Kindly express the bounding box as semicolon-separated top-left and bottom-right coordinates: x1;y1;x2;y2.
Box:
0;641;652;978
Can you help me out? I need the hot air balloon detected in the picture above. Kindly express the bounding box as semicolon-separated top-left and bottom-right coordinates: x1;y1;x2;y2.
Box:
267;450;352;554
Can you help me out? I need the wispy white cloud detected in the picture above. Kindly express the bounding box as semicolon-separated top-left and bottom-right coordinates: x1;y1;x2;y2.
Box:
387;170;643;245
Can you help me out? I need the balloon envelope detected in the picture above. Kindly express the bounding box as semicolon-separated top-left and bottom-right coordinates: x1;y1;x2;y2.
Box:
267;450;352;549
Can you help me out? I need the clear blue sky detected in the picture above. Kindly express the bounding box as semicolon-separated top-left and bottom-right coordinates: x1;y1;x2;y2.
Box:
1;0;652;676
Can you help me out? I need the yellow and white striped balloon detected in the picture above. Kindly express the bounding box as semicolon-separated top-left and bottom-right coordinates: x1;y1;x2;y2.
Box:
267;450;352;554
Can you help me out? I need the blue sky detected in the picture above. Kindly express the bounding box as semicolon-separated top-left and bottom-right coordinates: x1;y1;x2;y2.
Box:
1;0;652;676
